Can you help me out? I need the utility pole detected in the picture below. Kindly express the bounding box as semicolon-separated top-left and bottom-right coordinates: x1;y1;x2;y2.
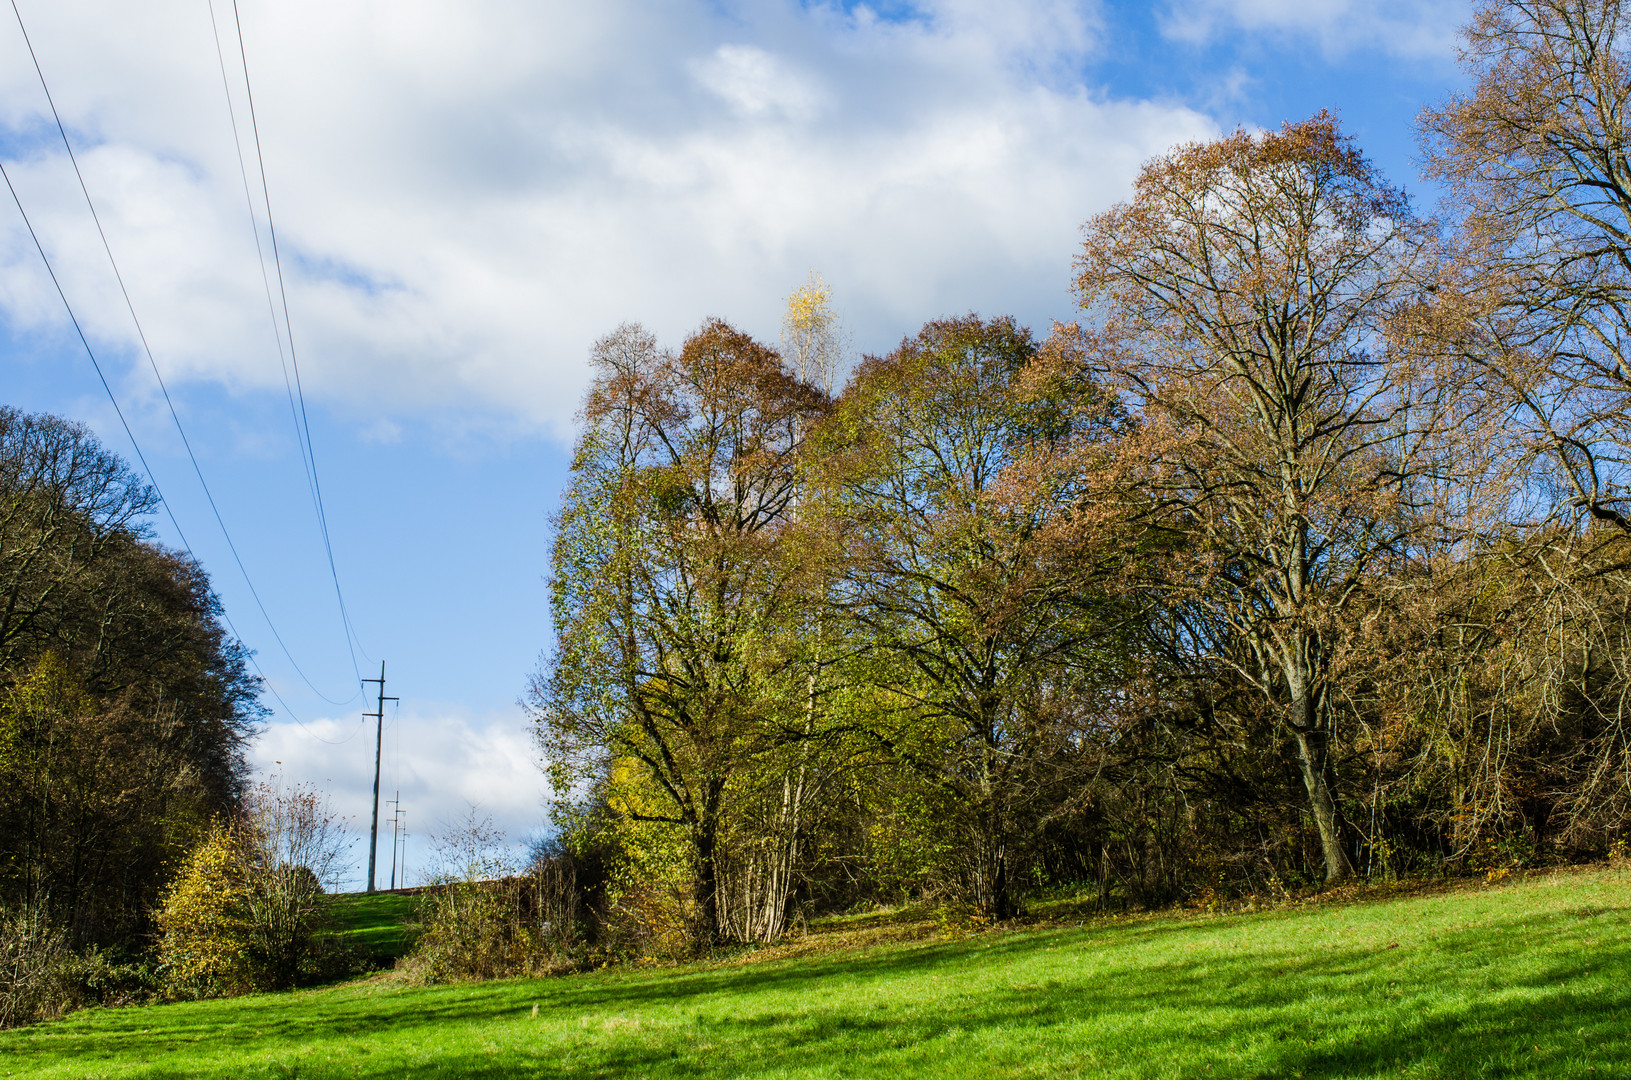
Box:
387;793;406;890
396;813;408;889
361;661;398;893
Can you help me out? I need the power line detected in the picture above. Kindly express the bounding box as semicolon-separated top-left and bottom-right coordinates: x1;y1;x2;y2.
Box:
205;0;321;583
0;156;359;746
224;0;371;675
7;0;362;708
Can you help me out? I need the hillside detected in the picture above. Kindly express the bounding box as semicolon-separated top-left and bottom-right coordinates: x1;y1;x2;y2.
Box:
3;867;1627;1079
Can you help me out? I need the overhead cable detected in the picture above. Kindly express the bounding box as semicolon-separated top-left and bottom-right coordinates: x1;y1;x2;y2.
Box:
0;157;362;745
223;0;372;674
7;0;362;707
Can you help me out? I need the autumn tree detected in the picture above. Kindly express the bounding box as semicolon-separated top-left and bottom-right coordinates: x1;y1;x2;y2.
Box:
781;272;847;394
1422;0;1631;537
530;320;828;950
814;315;1134;917
155;781;348;996
0;406;157;675
1076;115;1449;881
1411;0;1631;851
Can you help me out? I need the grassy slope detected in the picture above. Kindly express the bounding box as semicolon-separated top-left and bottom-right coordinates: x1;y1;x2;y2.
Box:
326;893;419;960
3;867;1628;1080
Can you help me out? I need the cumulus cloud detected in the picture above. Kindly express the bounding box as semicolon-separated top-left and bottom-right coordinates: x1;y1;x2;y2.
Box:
0;0;1212;438
250;706;548;889
1158;0;1466;59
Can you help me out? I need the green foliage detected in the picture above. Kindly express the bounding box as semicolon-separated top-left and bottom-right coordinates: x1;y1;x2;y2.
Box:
3;869;1629;1078
599;796;697;959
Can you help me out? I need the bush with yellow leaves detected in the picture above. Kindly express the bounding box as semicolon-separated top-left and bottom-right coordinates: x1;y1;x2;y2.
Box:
154;821;252;998
155;781;354;998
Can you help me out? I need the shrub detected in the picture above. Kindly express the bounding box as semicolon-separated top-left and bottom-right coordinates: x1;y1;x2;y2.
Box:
0;903;71;1029
399;879;540;983
155;821;253;997
398;810;602;983
155;782;352;998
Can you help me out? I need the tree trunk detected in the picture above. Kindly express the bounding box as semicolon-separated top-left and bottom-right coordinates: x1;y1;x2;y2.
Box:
692;825;723;953
1294;728;1354;882
964;812;1014;919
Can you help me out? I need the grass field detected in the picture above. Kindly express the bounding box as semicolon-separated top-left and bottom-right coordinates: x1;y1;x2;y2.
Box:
3;867;1627;1079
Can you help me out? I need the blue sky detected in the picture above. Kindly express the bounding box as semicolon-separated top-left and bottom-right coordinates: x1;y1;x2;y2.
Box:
0;0;1468;886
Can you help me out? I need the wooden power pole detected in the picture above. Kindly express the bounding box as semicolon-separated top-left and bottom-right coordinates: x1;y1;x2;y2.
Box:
362;661;398;893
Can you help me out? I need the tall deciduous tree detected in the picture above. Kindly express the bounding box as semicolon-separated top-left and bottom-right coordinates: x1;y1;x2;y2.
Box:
1076;115;1444;881
530;320;827;949
815;315;1133;917
0;408;260;944
0;406;157;676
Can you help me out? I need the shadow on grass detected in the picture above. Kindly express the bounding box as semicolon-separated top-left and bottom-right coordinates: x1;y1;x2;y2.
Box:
9;887;1630;1079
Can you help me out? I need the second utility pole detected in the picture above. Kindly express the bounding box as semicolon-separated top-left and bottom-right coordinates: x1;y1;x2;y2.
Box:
362;661;398;893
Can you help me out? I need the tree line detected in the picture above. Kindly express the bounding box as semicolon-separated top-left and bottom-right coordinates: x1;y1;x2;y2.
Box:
0;405;259;959
531;0;1631;954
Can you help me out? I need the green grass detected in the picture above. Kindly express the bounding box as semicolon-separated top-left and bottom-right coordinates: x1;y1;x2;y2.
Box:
4;867;1628;1079
325;892;419;960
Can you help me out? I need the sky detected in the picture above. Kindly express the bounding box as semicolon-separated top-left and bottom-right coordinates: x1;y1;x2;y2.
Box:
0;0;1470;888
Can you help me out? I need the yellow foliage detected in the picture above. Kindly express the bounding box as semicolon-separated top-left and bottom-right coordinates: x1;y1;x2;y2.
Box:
0;653;88;776
784;273;834;335
602;758;694;957
154;821;251;997
780;270;843;390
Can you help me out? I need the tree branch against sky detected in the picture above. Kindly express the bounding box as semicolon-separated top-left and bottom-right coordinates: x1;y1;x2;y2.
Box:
1422;0;1631;540
0;0;1480;891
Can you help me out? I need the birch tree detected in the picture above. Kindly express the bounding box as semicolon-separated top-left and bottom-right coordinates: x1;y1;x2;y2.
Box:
531;320;827;949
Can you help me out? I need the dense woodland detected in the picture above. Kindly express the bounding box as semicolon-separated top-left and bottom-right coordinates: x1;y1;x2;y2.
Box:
0;407;260;952
531;0;1631;954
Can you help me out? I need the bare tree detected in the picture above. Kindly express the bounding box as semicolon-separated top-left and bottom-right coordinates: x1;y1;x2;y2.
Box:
1422;0;1631;537
236;781;353;989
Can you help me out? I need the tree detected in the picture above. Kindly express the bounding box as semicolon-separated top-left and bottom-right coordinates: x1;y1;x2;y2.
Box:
1076;115;1446;881
814;315;1133;916
1422;0;1631;538
530;320;828;949
236;782;352;989
781;272;847;394
0;406;157;676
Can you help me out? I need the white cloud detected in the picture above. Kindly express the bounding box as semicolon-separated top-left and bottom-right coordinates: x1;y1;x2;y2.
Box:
1159;0;1466;59
0;0;1210;439
690;44;827;121
250;706;548;890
